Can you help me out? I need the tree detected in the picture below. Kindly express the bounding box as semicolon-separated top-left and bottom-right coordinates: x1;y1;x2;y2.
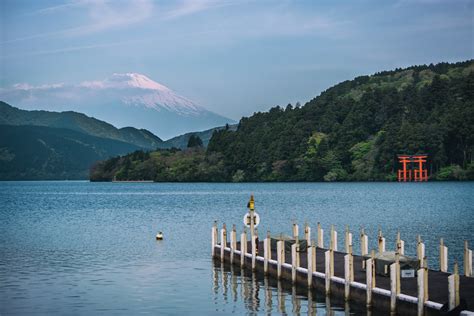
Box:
187;134;203;148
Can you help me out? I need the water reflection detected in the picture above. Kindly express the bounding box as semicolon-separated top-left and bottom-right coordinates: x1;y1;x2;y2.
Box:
212;261;359;315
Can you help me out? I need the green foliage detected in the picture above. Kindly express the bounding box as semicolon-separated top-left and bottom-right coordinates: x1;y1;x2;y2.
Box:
0;101;163;150
0;125;141;180
323;168;348;182
436;165;468;180
91;60;474;182
187;134;203;148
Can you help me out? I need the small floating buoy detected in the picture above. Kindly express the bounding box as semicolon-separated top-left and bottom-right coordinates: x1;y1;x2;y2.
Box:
156;232;163;240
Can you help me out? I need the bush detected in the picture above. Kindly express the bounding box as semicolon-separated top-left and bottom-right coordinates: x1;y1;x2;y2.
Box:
436;165;467;180
323;168;348;182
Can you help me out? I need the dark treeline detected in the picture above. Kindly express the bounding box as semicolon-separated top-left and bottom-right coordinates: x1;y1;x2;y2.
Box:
90;60;474;182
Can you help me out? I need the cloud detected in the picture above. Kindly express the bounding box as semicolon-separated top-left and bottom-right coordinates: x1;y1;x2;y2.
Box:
0;40;144;59
162;0;234;20
11;83;65;90
2;0;154;44
25;1;83;16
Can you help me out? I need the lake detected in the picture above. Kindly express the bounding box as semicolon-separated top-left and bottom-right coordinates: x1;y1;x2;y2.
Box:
1;181;473;315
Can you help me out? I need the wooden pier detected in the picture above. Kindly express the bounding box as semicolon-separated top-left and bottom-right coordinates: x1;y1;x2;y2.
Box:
211;204;474;315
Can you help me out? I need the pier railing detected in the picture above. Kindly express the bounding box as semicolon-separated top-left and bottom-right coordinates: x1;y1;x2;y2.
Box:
211;221;474;315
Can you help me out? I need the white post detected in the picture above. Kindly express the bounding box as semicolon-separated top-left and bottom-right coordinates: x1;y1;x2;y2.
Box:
330;225;338;251
366;258;374;307
230;224;237;264
360;228;368;256
277;240;284;279
305;223;311;245
211;221;218;257
291;241;300;283
440;238;448;272
396;231;405;255
252;229;258;270
325;250;333;295
417;267;426;316
317;222;324;248
465;241;473;277
307;242;315;287
241;230;247;267
448;262;460;310
293;222;299;240
390;262;400;313
221;224;227;262
264;231;270;274
345;225;352;253
344;249;353;301
378;229;385;253
417;235;425;264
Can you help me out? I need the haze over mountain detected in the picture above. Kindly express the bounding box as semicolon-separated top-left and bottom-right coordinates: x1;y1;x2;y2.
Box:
0;73;235;139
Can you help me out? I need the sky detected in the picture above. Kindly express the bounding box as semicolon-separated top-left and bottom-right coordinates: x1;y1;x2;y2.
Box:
1;0;473;120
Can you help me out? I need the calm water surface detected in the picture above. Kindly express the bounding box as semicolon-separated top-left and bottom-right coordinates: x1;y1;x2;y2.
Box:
1;182;473;315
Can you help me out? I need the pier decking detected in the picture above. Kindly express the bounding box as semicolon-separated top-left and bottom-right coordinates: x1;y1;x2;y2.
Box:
211;222;474;315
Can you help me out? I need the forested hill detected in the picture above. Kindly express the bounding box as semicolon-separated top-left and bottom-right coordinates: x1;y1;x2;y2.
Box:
91;60;474;182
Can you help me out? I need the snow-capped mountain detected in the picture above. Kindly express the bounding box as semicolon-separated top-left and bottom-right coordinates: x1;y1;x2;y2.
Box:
0;73;234;139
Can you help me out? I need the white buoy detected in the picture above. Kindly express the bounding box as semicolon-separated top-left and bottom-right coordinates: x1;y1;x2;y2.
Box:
156;232;163;240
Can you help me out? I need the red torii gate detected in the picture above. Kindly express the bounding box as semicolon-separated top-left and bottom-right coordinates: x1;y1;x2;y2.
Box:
397;154;428;182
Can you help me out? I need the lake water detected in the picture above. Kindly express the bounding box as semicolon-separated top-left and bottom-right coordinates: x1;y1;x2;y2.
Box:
1;182;473;315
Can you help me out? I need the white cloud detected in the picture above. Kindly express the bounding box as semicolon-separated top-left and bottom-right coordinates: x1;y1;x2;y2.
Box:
162;0;234;20
2;0;154;44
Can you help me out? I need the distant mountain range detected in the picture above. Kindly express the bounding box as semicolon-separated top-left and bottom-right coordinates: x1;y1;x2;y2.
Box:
0;101;230;179
0;101;163;149
0;73;235;139
0;124;143;180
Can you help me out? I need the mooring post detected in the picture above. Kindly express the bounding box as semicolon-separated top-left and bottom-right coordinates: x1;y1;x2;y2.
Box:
308;240;315;288
304;222;311;244
465;241;473;277
264;231;271;274
378;229;385;253
396;231;405;255
325;250;333;295
221;223;227;262
390;263;397;313
330;225;338;251
417;235;425;264
366;257;374;308
277;240;284;279
293;222;299;240
417;265;428;316
371;250;376;287
317;222;324;248
291;240;299;283
396;251;401;294
360;228;368;256
212;221;218;257
390;252;401;313
252;228;258;270
345;225;352;253
344;245;354;301
241;229;247;267
230;224;237;264
440;238;448;272
448;262;460;310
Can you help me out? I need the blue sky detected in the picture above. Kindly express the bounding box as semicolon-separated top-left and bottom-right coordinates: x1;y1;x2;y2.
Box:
1;0;473;120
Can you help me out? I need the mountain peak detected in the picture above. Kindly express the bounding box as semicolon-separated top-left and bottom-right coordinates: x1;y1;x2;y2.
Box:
1;73;235;138
109;73;171;91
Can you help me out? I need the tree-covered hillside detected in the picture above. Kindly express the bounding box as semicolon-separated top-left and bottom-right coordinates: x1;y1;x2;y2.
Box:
91;60;474;182
0;102;163;150
0;125;141;180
